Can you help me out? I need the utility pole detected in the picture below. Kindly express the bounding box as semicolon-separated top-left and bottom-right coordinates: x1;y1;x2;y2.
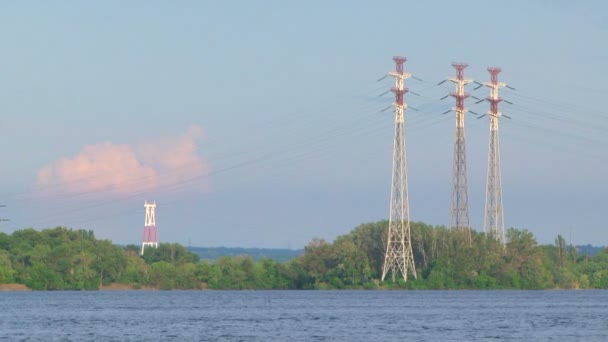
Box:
381;56;417;282
483;67;507;244
447;63;473;244
141;201;158;255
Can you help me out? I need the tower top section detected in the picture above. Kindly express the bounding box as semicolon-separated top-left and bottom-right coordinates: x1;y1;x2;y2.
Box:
484;67;507;117
487;67;502;84
451;62;468;80
388;56;411;81
393;56;407;74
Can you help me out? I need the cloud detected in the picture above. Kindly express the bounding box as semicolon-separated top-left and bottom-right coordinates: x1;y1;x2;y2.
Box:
36;125;208;196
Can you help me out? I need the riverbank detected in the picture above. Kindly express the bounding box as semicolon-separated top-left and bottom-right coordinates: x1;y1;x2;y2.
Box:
0;284;31;291
99;283;159;291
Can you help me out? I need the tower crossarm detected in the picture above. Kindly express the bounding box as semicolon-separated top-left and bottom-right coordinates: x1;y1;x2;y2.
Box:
391;87;409;111
486;97;503;121
450;92;470;115
389;71;412;80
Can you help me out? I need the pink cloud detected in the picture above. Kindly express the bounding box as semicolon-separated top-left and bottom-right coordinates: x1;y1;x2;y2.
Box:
36;125;208;196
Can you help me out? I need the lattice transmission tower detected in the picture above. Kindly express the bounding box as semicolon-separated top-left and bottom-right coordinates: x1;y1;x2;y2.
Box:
483;68;507;244
447;63;473;244
141;201;158;255
381;56;417;282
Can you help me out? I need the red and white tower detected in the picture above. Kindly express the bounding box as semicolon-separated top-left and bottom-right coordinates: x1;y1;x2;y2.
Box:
483;68;507;244
141;201;158;255
448;63;473;244
381;56;417;282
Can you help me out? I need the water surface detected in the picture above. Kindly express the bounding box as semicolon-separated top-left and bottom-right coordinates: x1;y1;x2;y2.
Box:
1;290;606;341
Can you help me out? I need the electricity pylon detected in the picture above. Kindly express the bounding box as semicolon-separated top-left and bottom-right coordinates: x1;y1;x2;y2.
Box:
483;67;507;244
381;56;417;282
447;63;473;244
141;201;158;255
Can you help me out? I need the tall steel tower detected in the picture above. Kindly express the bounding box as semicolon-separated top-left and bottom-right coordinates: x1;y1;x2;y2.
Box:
141;201;158;255
381;56;417;282
483;68;507;244
447;63;473;243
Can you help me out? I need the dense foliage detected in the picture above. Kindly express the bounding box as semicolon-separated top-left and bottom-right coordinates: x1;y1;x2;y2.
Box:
187;247;303;262
0;222;607;290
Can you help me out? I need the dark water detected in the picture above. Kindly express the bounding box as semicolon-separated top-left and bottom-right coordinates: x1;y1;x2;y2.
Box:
1;290;606;341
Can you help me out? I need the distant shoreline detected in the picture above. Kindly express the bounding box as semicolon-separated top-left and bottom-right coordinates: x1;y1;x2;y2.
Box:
99;283;159;291
0;283;595;291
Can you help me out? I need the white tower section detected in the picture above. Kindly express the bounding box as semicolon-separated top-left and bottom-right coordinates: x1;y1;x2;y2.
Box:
141;201;158;255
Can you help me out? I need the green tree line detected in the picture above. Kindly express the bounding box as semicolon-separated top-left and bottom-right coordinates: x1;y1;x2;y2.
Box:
0;222;607;290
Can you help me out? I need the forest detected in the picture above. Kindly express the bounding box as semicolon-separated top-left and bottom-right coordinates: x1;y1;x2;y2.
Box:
0;221;607;290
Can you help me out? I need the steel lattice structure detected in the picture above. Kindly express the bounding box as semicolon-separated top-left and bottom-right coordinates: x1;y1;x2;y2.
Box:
483;68;507;244
141;201;158;255
381;56;417;282
448;63;473;243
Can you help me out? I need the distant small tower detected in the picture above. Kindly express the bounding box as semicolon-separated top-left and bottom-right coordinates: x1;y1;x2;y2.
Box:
141;201;158;255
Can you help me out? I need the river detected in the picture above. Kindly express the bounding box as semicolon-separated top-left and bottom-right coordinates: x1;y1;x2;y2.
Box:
1;290;606;341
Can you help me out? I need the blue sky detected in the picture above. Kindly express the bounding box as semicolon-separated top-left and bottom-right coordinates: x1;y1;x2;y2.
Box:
0;1;606;248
